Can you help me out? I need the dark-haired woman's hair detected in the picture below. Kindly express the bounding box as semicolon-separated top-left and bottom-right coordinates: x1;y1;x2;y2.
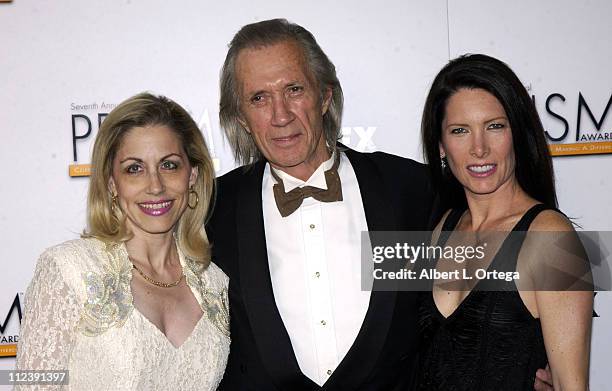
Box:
421;53;557;209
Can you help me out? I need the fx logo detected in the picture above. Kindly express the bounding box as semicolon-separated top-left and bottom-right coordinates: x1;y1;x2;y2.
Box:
341;126;377;152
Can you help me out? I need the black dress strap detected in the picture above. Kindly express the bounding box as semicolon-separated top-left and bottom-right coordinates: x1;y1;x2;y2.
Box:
441;204;555;238
511;203;555;231
487;203;556;281
441;208;465;231
436;208;466;247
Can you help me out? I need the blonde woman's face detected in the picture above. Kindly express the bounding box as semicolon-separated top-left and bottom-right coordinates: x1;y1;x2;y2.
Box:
109;125;197;237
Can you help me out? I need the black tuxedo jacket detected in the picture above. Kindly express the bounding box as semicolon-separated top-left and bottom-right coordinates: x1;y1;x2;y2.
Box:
206;148;435;390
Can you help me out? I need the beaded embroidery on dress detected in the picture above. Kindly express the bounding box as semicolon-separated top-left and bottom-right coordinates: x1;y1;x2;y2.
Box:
15;238;229;390
79;242;133;336
184;257;230;337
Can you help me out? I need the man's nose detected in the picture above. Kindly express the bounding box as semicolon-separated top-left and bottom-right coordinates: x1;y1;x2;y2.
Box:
270;97;295;127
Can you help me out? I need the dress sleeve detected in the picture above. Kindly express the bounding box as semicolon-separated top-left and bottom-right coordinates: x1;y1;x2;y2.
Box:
15;248;81;384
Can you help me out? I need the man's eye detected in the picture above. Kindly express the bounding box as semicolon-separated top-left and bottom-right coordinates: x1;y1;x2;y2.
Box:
161;160;178;170
126;164;142;174
289;86;304;94
251;95;263;103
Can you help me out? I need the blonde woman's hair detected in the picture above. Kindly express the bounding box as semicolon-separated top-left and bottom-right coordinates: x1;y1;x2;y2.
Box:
84;92;215;264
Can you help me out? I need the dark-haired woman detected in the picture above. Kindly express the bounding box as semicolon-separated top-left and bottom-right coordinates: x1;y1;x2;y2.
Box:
417;54;592;390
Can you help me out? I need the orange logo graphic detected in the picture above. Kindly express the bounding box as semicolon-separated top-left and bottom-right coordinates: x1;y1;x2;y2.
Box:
549;141;612;156
69;164;92;177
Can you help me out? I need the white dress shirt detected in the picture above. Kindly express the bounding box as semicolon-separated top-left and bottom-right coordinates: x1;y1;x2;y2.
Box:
262;151;372;386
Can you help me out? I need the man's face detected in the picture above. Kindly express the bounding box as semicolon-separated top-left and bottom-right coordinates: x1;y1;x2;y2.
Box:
235;40;332;180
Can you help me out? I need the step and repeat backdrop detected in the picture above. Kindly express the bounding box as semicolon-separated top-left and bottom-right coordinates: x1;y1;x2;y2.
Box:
1;0;610;388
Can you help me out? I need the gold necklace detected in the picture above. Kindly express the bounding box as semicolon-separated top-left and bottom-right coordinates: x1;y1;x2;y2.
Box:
129;257;184;288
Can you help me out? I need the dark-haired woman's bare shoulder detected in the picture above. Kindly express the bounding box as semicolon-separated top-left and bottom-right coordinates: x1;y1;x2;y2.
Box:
529;208;574;232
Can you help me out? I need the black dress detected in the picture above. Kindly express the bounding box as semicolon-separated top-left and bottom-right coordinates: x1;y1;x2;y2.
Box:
416;204;549;390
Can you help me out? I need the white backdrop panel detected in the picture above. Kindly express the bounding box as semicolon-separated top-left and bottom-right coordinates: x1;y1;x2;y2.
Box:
0;0;610;389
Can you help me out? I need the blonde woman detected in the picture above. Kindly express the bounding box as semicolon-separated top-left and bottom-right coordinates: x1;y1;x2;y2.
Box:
16;93;229;390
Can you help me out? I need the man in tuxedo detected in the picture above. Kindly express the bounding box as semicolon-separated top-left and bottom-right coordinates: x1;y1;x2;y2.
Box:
207;18;553;391
207;18;432;390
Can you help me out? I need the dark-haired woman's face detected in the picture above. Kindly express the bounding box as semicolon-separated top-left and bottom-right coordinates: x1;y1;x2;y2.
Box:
440;88;517;199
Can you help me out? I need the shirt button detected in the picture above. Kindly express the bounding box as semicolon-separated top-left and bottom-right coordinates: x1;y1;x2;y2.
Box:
320;320;327;326
327;369;332;376
314;272;320;278
309;224;316;230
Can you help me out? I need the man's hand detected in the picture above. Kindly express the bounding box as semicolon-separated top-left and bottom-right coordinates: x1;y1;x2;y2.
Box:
534;365;553;391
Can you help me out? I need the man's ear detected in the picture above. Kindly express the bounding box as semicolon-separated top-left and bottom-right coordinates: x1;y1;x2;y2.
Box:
321;87;332;115
238;117;251;133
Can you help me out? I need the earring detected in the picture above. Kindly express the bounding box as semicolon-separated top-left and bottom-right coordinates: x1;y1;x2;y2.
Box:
440;156;448;170
188;186;199;209
111;193;119;214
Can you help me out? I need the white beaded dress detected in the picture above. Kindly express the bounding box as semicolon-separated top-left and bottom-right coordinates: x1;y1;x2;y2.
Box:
15;238;230;390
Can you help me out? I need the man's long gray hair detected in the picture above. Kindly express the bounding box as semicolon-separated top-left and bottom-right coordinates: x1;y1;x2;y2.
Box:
219;18;344;165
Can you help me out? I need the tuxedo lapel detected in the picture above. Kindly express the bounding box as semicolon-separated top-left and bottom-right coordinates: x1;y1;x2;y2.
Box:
235;162;318;390
343;147;399;232
323;148;399;390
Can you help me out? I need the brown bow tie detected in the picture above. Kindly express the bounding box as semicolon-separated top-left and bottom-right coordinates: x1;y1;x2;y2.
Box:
271;155;343;217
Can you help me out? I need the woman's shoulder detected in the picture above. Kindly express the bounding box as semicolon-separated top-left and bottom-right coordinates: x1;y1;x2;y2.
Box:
29;239;114;306
38;237;126;280
41;237;105;256
38;238;101;265
183;257;228;293
33;238;133;337
204;261;229;290
40;237;113;263
529;207;574;232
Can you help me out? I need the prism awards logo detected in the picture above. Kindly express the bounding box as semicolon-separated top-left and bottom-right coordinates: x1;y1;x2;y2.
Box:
0;294;23;358
69;101;116;177
68;101;221;177
532;89;612;156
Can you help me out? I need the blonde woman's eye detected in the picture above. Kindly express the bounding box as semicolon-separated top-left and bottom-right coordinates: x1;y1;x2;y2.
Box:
161;161;178;170
126;164;142;174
